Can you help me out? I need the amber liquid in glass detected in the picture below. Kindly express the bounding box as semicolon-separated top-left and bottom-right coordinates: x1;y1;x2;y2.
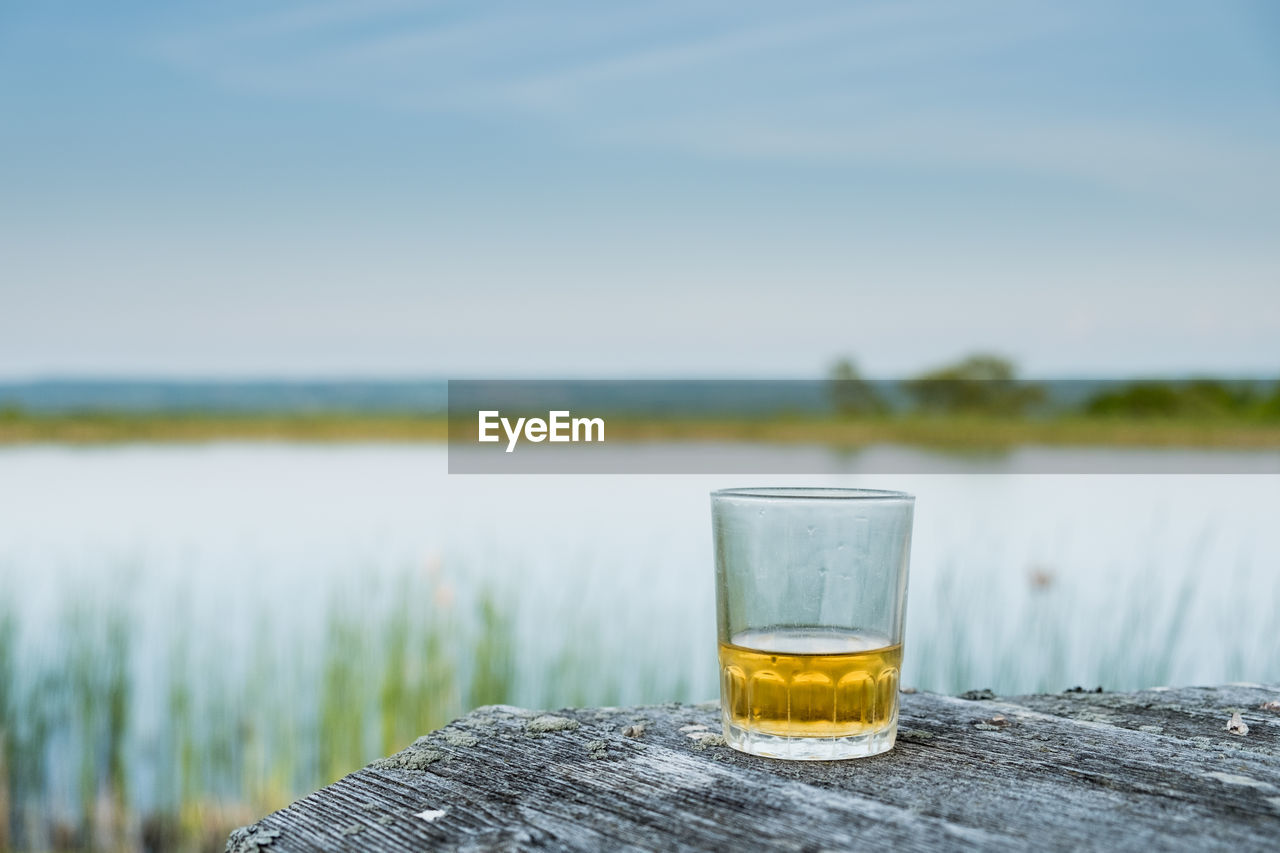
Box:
719;628;901;738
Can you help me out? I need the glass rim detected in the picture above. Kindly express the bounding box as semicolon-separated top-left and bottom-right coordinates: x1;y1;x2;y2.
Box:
711;487;914;501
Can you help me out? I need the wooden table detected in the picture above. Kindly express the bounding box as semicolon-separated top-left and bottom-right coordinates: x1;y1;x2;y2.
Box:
228;684;1280;851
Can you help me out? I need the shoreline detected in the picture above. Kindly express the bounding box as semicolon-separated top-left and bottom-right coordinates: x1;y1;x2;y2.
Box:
3;412;1280;448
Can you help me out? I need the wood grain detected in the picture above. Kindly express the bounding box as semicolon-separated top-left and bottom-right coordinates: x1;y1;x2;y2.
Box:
228;684;1280;851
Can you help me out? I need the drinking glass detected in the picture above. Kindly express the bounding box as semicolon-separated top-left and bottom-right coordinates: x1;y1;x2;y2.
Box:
712;487;914;760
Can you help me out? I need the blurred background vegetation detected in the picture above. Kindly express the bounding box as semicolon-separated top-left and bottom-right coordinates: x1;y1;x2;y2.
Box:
2;356;1275;852
0;569;536;852
3;354;1280;448
828;354;1280;420
1;356;1277;850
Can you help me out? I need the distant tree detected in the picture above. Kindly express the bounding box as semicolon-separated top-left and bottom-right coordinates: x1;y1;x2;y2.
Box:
1084;382;1182;417
1085;379;1261;418
1182;380;1256;415
827;358;887;416
903;353;1043;415
1260;381;1280;421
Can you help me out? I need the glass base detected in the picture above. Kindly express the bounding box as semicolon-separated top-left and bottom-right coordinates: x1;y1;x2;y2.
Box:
722;716;898;761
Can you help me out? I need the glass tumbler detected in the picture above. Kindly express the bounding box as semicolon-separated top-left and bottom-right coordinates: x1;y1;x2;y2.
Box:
712;487;914;760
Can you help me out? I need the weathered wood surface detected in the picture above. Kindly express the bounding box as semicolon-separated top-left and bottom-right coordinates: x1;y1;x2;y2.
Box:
229;684;1280;852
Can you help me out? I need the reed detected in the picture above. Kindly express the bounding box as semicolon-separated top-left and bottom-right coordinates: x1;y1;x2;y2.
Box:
0;553;1273;851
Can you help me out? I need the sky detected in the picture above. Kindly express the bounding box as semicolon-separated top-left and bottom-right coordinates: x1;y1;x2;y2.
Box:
1;0;1278;378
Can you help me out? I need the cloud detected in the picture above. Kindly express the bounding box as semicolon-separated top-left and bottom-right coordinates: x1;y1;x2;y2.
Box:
599;112;1280;205
149;1;1051;113
136;1;1280;205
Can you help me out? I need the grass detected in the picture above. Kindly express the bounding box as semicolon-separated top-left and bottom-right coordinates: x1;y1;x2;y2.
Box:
2;409;1280;448
0;411;449;444
0;606;14;851
595;413;1280;449
0;568;522;851
0;552;1275;851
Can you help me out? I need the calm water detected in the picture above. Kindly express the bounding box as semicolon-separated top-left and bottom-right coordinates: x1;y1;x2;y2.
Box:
2;442;1277;829
3;443;1276;697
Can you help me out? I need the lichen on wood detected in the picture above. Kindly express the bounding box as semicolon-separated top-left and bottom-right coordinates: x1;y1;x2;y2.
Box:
229;684;1280;852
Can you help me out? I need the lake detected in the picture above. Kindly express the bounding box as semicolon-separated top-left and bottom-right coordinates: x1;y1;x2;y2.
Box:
0;442;1277;829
